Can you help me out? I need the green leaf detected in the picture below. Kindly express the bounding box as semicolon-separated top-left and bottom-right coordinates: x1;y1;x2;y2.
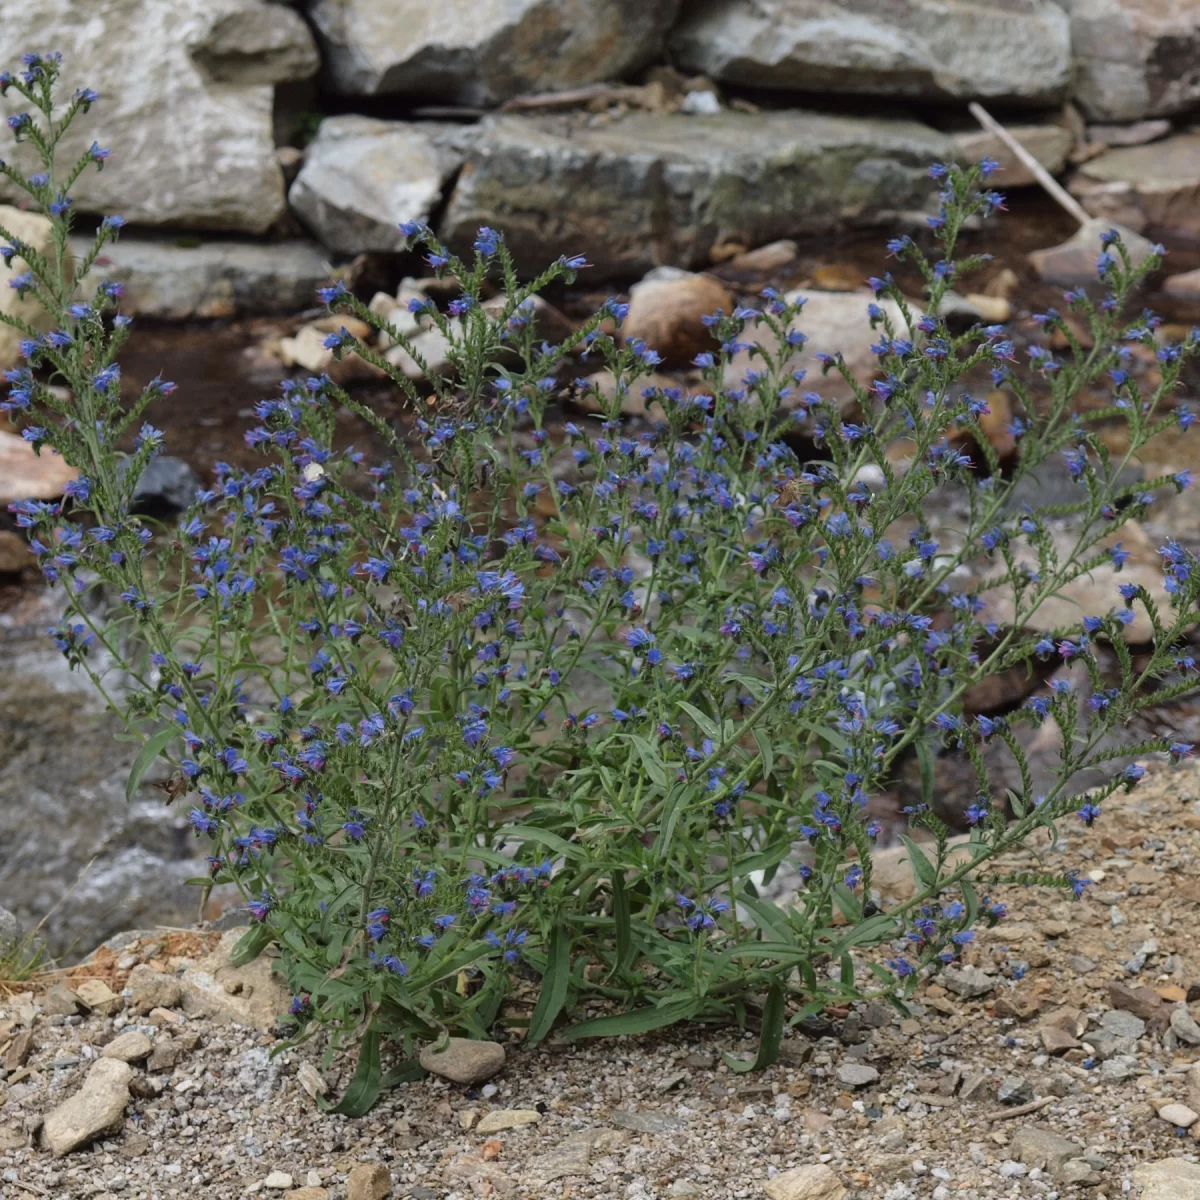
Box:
527;926;572;1045
899;835;938;889
562;995;701;1040
229;922;274;968
915;739;936;809
379;1057;426;1089
629;735;667;788
678;701;720;741
829;913;898;958
722;979;786;1073
831;885;862;924
737;894;794;943
752;729;774;783
124;726;177;804
612;873;633;969
322;1028;383;1116
494;827;584;861
960;876;980;926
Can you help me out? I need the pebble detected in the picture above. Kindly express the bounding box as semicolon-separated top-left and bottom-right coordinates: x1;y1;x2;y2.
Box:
41;1058;133;1156
1109;980;1166;1023
1133;1156;1200;1198
100;1031;152;1063
126;965;183;1015
762;1163;846;1200
1040;1026;1081;1054
263;1171;295;1190
417;1038;505;1085
621;270;733;368
942;965;995;999
74;978;120;1015
996;1075;1033;1105
40;985;84;1018
1010;1125;1084;1172
1158;1102;1200;1128
611;1110;685;1133
296;1061;327;1100
474;1108;540;1134
835;1062;879;1088
346;1161;391;1200
1171;1006;1200;1046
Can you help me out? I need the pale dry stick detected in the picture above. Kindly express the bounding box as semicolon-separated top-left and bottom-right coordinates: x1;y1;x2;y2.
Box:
986;1095;1055;1122
969;103;1092;227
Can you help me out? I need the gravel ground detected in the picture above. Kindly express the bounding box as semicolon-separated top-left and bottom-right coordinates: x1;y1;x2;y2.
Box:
9;759;1200;1199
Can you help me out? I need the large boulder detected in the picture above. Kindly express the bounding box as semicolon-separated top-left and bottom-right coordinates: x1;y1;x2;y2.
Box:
0;1;319;234
670;0;1070;105
440;110;948;280
0;430;79;507
305;0;682;104
1069;135;1200;239
951;122;1074;188
0;207;63;368
289;117;466;254
74;233;331;319
1060;0;1200;121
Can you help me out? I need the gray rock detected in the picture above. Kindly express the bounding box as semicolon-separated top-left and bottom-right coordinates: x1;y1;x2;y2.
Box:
290;116;465;254
1171;1006;1200;1046
997;1075;1034;1105
100;1031;152;1063
1099;1054;1138;1081
1057;1159;1103;1186
41;984;84;1017
670;0;1070;104
1133;1157;1200;1200
127;965;184;1016
610;1110;685;1134
1071;135;1200;240
188;2;319;84
1099;1008;1146;1039
951;123;1073;188
120;456;202;516
1027;217;1156;287
960;1070;993;1101
440;110;948;280
307;0;681;104
1085;1008;1145;1059
1088;119;1173;147
1064;0;1200;121
179;928;289;1031
147;1037;184;1072
836;1062;880;1088
76;234;332;320
41;1058;133;1156
418;1038;505;1086
942;965;996;999
1010;1126;1084;1173
0;1;316;233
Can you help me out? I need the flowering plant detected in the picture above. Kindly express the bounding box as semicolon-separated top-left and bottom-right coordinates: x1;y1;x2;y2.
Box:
5;53;1200;1109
